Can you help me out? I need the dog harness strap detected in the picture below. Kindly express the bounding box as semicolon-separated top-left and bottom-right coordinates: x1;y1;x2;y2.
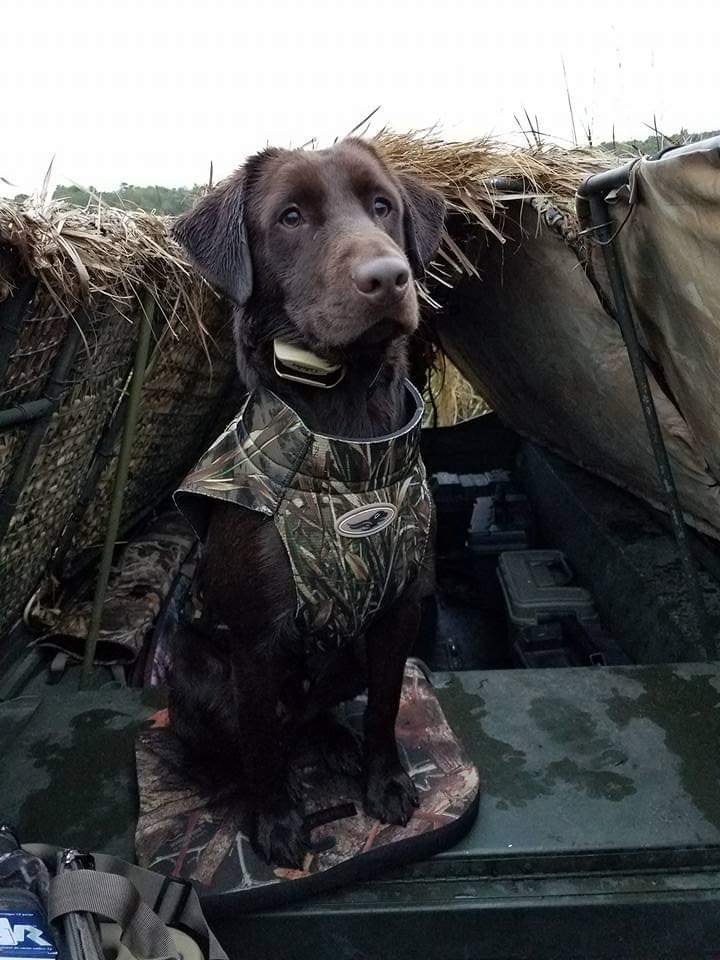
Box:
174;381;433;650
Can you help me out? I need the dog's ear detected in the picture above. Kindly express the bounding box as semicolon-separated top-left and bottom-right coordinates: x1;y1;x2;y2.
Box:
173;171;253;305
398;174;446;280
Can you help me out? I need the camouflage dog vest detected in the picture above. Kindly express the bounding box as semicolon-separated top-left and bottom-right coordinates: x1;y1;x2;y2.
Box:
174;381;433;650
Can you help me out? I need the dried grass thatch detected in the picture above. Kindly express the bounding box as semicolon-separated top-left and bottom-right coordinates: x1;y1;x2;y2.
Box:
426;358;489;427
1;129;618;317
0;195;212;344
374;129;617;279
376;129;616;214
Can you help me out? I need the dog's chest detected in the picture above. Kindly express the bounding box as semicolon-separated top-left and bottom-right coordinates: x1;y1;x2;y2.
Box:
275;471;432;650
175;381;432;649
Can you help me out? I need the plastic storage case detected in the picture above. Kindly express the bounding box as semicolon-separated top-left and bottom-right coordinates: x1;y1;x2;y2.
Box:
465;483;534;608
466;489;533;556
430;471;511;554
511;616;630;668
498;550;597;632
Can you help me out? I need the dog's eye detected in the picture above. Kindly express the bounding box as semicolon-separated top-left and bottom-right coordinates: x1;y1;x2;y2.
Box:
373;197;392;218
279;207;302;228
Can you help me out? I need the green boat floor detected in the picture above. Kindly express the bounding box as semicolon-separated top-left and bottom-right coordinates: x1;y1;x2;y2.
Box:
4;663;720;955
0;680;159;859
226;664;720;959
435;663;720;861
4;663;720;862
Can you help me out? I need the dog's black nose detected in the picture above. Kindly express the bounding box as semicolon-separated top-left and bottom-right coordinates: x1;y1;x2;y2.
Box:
352;256;410;303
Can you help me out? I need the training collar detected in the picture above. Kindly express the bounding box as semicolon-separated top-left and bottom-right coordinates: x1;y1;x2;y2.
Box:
273;339;345;389
273;338;384;394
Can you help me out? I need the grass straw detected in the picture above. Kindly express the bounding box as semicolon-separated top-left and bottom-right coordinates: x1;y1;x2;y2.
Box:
2;130;621;323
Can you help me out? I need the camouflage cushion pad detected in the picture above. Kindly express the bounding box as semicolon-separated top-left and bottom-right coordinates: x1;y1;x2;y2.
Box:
134;661;480;911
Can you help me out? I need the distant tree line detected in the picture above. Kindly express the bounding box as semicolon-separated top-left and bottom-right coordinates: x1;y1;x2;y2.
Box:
49;182;205;215
10;130;719;214
599;128;720;156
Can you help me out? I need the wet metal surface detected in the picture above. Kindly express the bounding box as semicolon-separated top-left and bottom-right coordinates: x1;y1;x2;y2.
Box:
435;663;720;860
4;664;720;867
4;665;720;957
0;685;157;857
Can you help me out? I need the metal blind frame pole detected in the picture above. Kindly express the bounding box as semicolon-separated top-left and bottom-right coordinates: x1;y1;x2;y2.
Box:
80;289;155;686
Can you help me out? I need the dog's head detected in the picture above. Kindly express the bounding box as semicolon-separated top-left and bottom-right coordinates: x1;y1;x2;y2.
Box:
173;138;445;362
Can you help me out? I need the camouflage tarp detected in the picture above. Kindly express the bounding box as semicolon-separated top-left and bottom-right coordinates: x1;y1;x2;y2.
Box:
134;661;480;909
602;138;720;491
175;381;433;652
441;138;720;540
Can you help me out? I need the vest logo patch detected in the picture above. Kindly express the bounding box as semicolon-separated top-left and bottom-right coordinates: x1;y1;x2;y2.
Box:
336;503;397;538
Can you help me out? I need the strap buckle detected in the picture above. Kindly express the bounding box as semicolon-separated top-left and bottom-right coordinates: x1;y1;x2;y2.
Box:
152;875;193;927
59;848;96;871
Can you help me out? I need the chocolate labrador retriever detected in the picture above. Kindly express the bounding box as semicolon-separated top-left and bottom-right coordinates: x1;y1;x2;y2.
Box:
169;138;445;867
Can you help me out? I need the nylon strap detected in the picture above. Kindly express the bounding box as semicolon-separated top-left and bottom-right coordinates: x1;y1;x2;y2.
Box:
25;845;228;960
49;870;179;960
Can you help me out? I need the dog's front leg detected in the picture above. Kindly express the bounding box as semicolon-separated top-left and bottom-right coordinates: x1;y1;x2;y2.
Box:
196;506;310;867
230;638;311;870
363;590;421;825
170;621;307;868
245;731;308;870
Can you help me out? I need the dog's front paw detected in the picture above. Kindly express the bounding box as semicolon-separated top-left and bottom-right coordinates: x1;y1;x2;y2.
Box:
250;804;307;869
364;762;419;826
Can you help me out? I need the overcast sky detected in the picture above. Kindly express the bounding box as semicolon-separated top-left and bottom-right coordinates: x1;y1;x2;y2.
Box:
2;0;718;195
